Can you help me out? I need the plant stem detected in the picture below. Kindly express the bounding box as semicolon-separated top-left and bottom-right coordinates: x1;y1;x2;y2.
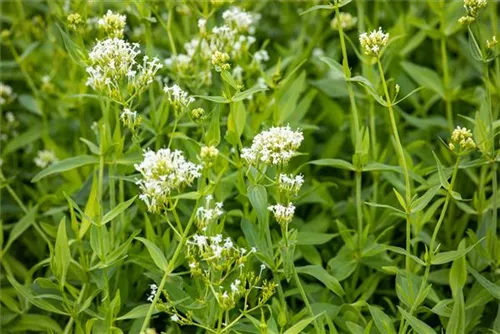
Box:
139;205;198;333
293;265;323;334
376;58;413;280
335;1;363;249
399;155;461;334
440;1;453;131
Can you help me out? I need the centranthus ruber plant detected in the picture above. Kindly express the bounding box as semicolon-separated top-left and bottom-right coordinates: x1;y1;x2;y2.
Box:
1;0;499;333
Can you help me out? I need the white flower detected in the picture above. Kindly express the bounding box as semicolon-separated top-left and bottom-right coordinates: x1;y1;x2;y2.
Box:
241;126;304;166
34;150;58;168
86;38;162;99
171;314;179;322
279;173;304;196
450;126;476;150
147;283;158;303
195;196;224;230
222;7;260;34
253;50;269;65
120;108;141;130
0;82;16;105
359;27;389;57
223;237;233;249
135;148;202;213
230;279;241;293
198;18;207;34
163;84;195;110
268;203;295;227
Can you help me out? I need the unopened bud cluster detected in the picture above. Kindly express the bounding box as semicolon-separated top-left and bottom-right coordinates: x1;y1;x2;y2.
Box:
449;126;476;151
200;145;219;167
331;12;357;31
98;10;126;38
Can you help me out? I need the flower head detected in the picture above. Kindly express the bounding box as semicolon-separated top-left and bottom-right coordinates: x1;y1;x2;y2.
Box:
98;10;126;38
135;149;202;213
163;84;195;112
449;126;476;151
195;196;224;230
34;150;58;168
359;27;389;57
0;82;16;105
120;108;142;131
268;203;295;228
463;0;487;17
241;126;304;166
278;173;304;197
331;12;357;31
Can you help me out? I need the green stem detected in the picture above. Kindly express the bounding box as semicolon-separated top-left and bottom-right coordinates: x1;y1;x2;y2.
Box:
377;58;412;279
139;205;198;333
399;155;461;334
440;1;453;131
335;1;363;249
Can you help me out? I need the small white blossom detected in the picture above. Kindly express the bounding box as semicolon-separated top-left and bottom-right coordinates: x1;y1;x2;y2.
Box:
34;150;58;168
450;126;476;150
331;12;357;31
171;314;179;322
196;196;224;230
222;7;260;34
0;82;16;105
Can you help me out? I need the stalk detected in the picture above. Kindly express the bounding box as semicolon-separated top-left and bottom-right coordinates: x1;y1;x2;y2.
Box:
334;1;363;249
376;59;412;279
399;155;461;334
139;203;199;332
440;0;453;131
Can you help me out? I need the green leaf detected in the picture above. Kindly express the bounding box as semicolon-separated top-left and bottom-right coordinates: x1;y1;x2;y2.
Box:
299;4;334;15
220;70;241;90
53;217;71;288
2;126;43;156
101;196;137;225
32;155;98;182
384;245;426;266
411;185;441;213
397;306;436;334
319;57;345;79
193;95;229;103
7;314;63;333
393;188;407;211
278;71;306;123
247;185;268;225
283;313;323;334
349;76;388;106
295;265;345;296
296;232;337;245
447;290;465;334
136;237;168;271
232;85;267;102
56;24;87;66
468;266;500;299
451;246;467;293
117;304;159;320
432;152;450;189
368;305;396;334
227;101;246;138
432;239;483;265
400;61;444;97
206;107;221;146
308;159;355;171
364;202;405;215
3;206;38;254
18;94;42;116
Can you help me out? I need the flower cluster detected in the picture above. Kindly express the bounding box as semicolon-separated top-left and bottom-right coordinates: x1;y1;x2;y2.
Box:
449;126;476;151
195;195;224;231
135;149;202;213
359;27;389;57
200;145;219;167
331;12;357;31
460;0;487;23
120;108;142;131
34;150;58;168
279;173;304;197
163;84;194;113
164;6;265;88
1;112;19;142
67;13;83;31
86;38;162;100
268;203;295;229
0;82;16;105
98;10;126;38
487;36;498;49
241;126;304;166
